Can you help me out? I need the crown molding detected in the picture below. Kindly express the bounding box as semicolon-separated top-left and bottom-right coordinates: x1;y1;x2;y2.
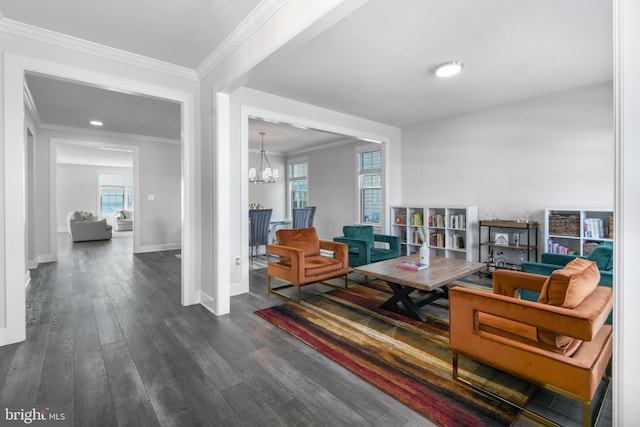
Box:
39;122;182;145
0;18;198;81
196;0;288;80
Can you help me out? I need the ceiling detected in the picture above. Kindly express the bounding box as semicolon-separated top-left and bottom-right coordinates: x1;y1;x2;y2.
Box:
247;0;612;127
25;73;182;140
248;118;357;154
0;0;261;69
2;0;613;152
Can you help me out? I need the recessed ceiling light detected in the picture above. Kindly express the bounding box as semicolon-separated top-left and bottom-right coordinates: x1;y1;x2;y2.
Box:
90;120;103;126
433;61;464;78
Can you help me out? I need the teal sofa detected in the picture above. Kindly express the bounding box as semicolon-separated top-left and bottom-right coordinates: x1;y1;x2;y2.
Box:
521;241;613;321
333;225;401;267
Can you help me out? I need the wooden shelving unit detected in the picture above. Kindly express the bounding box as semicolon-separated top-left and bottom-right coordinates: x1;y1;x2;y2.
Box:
478;220;538;275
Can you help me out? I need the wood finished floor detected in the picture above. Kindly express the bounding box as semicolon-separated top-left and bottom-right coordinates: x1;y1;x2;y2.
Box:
0;232;611;426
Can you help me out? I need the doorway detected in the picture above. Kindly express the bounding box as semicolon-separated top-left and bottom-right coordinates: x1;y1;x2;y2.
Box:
2;52;198;346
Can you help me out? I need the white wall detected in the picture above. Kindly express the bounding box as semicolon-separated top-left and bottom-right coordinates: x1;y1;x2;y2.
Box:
42;129;182;253
247;151;287;220
137;141;182;249
56;164;133;229
304;140;373;240
401;83;614;233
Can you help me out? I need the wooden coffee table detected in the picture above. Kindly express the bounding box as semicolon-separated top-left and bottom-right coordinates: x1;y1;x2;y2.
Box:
353;254;484;322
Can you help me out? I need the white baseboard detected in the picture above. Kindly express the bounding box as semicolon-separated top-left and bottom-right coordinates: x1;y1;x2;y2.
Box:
230;281;248;296
0;327;25;346
199;287;244;315
38;254;56;264
134;243;181;254
199;290;215;314
27;254;57;271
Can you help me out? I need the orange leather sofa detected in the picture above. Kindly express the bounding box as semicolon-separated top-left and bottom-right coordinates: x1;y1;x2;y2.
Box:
268;227;349;302
449;258;612;427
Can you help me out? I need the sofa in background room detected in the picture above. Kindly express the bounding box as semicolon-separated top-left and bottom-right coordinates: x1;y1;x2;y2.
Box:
113;209;134;231
67;211;113;242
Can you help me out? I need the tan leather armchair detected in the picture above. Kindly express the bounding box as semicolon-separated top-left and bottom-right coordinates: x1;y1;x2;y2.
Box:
449;259;612;427
268;227;349;302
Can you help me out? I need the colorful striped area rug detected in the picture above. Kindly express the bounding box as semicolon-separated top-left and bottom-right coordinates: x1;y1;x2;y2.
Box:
256;282;536;427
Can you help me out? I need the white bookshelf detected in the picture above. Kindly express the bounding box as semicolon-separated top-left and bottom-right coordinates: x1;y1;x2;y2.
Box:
544;208;614;256
391;205;478;261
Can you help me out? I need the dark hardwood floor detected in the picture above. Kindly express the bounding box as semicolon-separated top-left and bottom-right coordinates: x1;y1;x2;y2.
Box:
0;232;611;426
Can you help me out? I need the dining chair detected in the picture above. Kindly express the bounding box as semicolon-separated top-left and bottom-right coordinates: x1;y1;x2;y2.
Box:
306;206;317;227
249;208;273;263
292;208;312;229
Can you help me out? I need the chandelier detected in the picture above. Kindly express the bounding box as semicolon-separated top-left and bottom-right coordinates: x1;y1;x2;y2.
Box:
249;132;279;184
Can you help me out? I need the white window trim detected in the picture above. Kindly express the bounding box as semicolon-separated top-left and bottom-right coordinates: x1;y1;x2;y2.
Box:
97;170;134;217
355;144;384;226
287;156;309;215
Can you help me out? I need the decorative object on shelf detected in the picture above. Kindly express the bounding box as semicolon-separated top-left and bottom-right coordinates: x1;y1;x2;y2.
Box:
486;207;499;221
249;132;279;184
249;203;263;209
548;213;580;237
494;233;509;246
419;242;430;267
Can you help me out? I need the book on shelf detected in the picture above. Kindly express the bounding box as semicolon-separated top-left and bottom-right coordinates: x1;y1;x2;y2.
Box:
448;214;466;229
428;214;445;228
547;239;576;255
583;218;605;239
396;261;429;271
429;232;445;248
449;234;465;249
394;208;407;224
608;216;614;239
412;212;423;226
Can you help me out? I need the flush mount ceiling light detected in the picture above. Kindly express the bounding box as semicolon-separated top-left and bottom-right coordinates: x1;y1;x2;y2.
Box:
433;61;464;78
90;120;103;126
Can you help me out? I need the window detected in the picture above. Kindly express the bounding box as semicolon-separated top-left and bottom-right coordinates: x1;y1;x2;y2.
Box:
289;159;308;211
99;173;134;215
358;148;382;224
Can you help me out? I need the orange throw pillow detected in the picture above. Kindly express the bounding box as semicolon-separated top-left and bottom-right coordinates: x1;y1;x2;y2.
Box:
536;258;600;353
537;258;600;308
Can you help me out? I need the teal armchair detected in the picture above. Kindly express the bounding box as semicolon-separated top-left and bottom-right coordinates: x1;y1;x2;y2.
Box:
333;225;401;267
521;241;613;322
